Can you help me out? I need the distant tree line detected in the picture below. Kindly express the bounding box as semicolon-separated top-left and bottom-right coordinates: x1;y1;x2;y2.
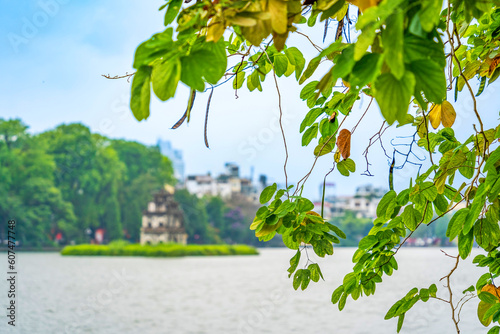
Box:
0;119;278;247
0;119;174;246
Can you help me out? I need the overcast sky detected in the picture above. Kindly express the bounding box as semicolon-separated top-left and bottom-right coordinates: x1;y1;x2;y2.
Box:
2;0;498;201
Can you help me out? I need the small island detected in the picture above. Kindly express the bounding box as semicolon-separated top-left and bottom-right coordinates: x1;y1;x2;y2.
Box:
61;188;258;257
60;242;258;257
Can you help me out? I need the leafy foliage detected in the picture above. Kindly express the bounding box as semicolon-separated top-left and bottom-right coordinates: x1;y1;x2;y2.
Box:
127;0;500;331
0;119;175;246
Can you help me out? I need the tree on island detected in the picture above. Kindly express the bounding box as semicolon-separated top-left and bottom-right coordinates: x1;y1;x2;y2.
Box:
121;0;500;331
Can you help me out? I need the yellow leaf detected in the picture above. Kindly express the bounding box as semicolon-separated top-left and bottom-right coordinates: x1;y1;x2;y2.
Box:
228;15;258;27
428;101;456;129
441;100;456;128
255;219;282;237
250;218;263;230
334;150;341;163
335;3;349;21
301;211;323;226
482;284;500;299
206;18;225;42
337;129;352;160
241;18;272;46
348;0;380;12
268;0;288;34
428;104;442;129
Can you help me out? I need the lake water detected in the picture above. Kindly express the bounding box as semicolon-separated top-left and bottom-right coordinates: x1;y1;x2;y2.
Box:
0;248;491;334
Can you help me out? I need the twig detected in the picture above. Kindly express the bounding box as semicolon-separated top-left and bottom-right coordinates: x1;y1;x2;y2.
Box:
102;72;135;82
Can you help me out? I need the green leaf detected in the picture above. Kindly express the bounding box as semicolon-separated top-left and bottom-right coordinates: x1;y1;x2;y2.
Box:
130;66;152;121
284;47;306;81
343;272;358;293
458;228;474;260
299;57;320;84
164;0;183;25
404;35;445;68
350;53;383;87
337;158;356;176
338;293;348;310
408;60;446;104
327;223;346;239
478;291;499;304
402;205;421;231
478;300;495;326
293;269;303;290
484;147;500;172
433;194;448;215
488;326;500;334
151;58;181;101
382;10;404;79
314;141;334;156
419;288;430;302
377;190;397;219
300;108;323;132
302;123;319;146
180;42;227;91
288;250;301;276
331;45;356;82
419;0;441;31
233;71;245;90
300;81;319;100
446;208;469;241
301;269;311;290
420;182;438;201
359;235;378;249
296;198;314;213
464;183;487;234
273;53;289;77
385;299;404;319
373;72;415;125
308;263;324;282
429;284;437;297
331;285;345;304
396;189;410;206
354;25;377;60
133;29;174;69
283;229;300;250
397;313;405;333
260;183;277;204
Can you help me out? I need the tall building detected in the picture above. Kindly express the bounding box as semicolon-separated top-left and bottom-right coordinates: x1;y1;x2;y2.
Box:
157;139;185;183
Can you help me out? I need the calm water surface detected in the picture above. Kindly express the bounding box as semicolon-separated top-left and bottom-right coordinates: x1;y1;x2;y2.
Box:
0;248;490;333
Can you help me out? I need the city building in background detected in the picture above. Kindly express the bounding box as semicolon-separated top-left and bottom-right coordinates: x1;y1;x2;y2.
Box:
185;163;267;202
317;184;387;219
140;186;188;245
157;139;185;183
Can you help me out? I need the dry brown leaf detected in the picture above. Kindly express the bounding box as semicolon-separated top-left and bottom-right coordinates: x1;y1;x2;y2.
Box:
489;56;500;76
337;129;351;160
